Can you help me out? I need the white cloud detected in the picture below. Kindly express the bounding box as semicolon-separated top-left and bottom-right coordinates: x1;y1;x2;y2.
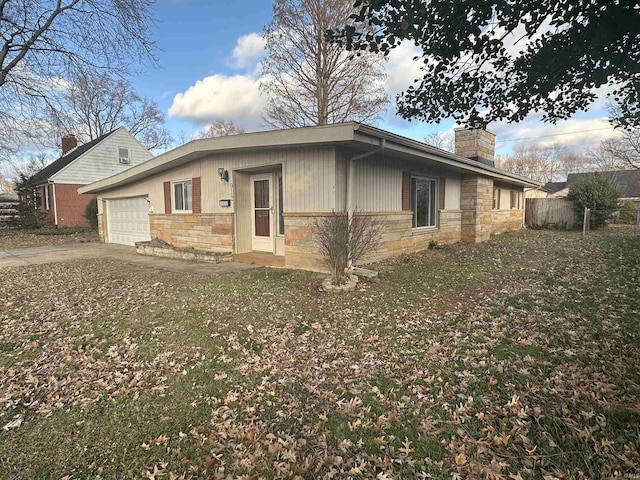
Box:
229;33;266;71
384;42;423;98
168;74;265;129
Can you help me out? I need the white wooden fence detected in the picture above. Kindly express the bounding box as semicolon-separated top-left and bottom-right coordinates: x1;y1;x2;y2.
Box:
0;201;19;222
525;198;576;229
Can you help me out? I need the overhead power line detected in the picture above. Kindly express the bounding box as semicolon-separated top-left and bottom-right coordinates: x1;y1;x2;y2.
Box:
496;126;616;144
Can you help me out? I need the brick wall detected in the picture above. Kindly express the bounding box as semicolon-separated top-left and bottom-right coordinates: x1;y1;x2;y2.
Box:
54;184;96;228
149;213;234;252
492;209;523;234
284;210;464;271
36;185;55;226
461;175;493;243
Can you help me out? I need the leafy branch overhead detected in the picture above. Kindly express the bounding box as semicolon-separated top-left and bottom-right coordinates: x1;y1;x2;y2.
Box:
329;0;640;128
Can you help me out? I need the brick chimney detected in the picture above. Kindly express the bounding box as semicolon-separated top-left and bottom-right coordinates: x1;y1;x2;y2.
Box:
61;134;77;155
454;128;496;167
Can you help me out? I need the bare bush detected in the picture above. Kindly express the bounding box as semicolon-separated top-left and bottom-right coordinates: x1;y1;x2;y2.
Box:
315;211;382;284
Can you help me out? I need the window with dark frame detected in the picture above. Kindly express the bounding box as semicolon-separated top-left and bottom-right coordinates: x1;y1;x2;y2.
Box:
411;176;437;228
173;180;192;212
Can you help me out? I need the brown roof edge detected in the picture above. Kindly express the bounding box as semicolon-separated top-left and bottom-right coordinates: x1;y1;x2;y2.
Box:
354;124;542;188
80;122;541;194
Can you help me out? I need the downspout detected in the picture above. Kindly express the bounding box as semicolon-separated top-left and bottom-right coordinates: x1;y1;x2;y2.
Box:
345;138;386;265
523;187;532;228
50;181;58;227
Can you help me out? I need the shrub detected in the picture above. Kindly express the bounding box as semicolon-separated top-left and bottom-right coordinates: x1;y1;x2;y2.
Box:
8;174;41;230
567;175;619;229
618;200;638;224
84;198;98;229
315;211;382;284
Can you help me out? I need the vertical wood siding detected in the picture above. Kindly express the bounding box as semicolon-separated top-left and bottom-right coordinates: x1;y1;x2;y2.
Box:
97;146;337;214
348;153;462;213
445;177;461;210
335;154;348;211
352;155;403;211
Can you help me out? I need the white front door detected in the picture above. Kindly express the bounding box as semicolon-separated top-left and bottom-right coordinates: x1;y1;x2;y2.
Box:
250;174;273;252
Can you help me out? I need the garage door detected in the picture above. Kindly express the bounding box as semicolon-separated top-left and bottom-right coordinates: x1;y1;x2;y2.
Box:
106;196;151;246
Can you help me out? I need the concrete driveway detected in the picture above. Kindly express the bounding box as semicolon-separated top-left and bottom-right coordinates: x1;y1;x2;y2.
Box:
0;243;258;276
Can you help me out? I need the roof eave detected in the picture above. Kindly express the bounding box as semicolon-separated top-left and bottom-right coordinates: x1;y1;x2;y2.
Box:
354;124;542;188
80;123;359;194
80;122;542;194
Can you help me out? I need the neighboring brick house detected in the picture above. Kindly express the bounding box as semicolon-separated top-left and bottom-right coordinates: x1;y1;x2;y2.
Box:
28;128;153;228
80;123;540;271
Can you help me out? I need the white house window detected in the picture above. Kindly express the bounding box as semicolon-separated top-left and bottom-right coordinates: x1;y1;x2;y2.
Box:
172;180;192;212
118;147;130;164
411;176;437;228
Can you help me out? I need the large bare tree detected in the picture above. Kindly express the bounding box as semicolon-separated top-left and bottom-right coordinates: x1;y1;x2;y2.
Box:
261;0;388;128
195;120;245;139
47;69;171;151
495;144;585;183
587;131;640;171
0;0;156;155
424;132;454;153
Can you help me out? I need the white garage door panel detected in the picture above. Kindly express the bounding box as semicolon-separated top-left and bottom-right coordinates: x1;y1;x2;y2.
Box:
107;197;151;246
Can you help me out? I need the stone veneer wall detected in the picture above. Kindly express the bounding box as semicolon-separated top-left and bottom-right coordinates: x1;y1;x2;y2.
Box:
149;213;234;251
284;211;464;271
461;175;493;243
97;213;105;242
283;213;326;271
491;209;523;234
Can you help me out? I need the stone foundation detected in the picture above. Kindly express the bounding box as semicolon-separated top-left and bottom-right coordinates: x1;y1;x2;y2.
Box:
492;209;523;234
97;213;105;242
284;211;464;271
149;213;234;251
363;211;462;263
284;213;327;271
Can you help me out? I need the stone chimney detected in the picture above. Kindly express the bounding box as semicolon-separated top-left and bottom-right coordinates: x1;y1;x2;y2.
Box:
454;128;496;167
61;134;77;155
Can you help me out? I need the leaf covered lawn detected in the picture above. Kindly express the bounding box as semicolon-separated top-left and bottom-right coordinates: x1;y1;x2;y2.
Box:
0;228;639;479
0;227;98;249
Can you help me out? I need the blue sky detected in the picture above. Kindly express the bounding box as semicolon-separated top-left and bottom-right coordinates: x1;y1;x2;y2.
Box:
130;0;619;155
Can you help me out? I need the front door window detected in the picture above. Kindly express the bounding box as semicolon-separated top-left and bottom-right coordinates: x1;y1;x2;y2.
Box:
254;179;270;237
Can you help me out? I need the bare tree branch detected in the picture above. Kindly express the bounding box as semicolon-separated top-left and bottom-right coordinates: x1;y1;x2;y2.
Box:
261;0;388;129
46;68;171;151
0;0;157;157
195;120;245;139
